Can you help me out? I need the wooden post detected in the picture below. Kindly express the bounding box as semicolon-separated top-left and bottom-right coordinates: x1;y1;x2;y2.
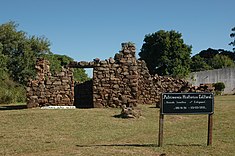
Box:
158;113;164;147
207;113;213;146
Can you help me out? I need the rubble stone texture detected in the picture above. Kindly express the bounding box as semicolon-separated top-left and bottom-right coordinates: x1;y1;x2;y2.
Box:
27;43;214;108
120;105;142;118
26;58;74;108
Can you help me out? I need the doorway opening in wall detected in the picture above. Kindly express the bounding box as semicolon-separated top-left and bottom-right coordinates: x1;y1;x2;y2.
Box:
74;68;94;108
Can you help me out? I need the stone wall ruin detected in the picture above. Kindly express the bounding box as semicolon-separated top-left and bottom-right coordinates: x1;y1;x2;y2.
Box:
26;58;74;108
27;43;214;108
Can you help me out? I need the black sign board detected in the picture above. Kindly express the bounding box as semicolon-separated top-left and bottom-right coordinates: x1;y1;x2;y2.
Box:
161;93;214;114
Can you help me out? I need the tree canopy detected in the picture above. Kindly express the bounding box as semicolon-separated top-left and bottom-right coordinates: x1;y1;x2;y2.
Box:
43;53;89;82
190;55;212;72
139;30;192;78
0;21;89;103
191;48;235;72
0;22;51;84
0;21;89;85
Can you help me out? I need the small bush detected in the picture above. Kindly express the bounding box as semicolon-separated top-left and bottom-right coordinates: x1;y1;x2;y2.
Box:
0;80;26;104
214;90;222;96
213;82;225;91
13;86;26;103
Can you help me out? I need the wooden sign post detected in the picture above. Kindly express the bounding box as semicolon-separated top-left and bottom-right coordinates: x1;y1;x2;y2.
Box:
158;93;214;147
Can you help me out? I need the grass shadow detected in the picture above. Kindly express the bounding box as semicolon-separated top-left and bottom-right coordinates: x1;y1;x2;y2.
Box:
0;104;27;111
75;107;94;109
112;114;123;118
149;106;159;109
76;143;158;148
166;143;203;147
76;143;203;148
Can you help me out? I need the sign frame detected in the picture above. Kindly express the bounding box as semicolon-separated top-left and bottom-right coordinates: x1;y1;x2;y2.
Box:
158;92;214;147
160;92;214;115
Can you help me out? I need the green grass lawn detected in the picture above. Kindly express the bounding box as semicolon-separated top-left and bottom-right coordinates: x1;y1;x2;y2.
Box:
0;95;234;156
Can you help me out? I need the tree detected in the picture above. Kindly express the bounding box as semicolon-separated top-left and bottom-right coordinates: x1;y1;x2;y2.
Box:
209;54;235;69
190;48;235;72
196;48;219;64
0;42;8;80
219;49;235;61
139;30;192;78
0;21;89;85
190;55;212;72
0;22;50;84
0;21;90;103
43;53;89;82
229;27;235;52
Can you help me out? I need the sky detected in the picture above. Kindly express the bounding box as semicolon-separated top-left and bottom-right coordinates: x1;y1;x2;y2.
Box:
0;0;234;76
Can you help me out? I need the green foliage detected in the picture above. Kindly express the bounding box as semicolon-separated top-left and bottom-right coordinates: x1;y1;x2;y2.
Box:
229;27;235;52
191;48;235;72
190;55;212;72
139;30;192;78
43;53;90;82
0;53;8;80
213;82;225;91
42;54;72;74
73;68;90;82
0;21;89;83
210;54;235;69
0;80;25;104
195;48;219;64
0;21;90;103
0;21;51;85
220;49;235;61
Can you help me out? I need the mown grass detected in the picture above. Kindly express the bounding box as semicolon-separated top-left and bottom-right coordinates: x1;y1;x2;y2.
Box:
0;95;234;156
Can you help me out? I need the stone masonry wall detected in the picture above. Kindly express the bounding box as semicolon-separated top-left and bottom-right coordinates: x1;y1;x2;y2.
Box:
68;43;139;108
92;43;138;108
69;43;214;108
138;59;214;106
27;43;214;108
27;58;74;108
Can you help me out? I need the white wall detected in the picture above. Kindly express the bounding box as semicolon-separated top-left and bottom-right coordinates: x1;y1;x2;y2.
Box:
189;67;235;94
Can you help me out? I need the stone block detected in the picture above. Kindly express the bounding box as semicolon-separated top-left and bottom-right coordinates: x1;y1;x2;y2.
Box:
53;81;62;85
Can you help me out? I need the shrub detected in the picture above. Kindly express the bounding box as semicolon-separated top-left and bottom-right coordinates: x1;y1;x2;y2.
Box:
0;89;13;104
213;82;225;91
0;80;26;104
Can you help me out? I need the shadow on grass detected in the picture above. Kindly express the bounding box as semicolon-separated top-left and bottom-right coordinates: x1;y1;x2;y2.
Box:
166;143;203;147
112;114;123;118
0;104;27;111
76;143;203;148
149;106;159;109
76;143;158;148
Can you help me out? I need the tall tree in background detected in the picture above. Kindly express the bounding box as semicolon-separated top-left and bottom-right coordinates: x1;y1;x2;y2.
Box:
0;43;8;80
0;21;89;85
139;30;192;78
210;54;235;69
191;48;235;72
190;55;212;72
0;22;51;84
229;27;235;52
43;54;89;82
0;21;89;103
0;21;90;103
194;48;219;64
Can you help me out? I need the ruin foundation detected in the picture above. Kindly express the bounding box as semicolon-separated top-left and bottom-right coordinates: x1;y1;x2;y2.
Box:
27;43;214;108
